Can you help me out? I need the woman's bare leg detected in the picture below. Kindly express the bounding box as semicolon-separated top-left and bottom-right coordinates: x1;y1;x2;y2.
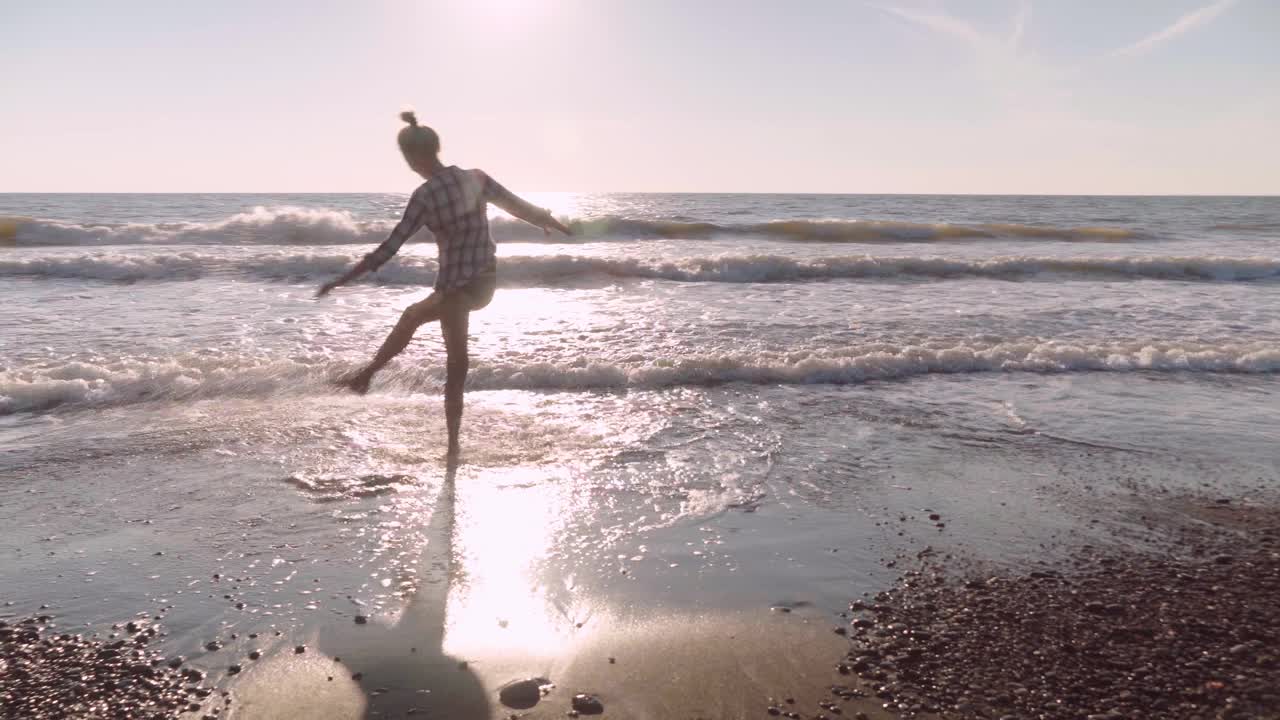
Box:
345;295;444;394
440;299;470;457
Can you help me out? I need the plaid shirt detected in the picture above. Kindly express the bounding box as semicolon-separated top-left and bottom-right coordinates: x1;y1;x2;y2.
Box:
365;166;542;291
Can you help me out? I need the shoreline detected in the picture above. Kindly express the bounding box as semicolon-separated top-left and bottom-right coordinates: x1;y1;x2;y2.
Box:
5;495;1279;719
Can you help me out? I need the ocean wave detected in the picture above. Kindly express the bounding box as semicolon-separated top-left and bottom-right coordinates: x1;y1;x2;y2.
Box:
4;208;1144;247
748;220;1138;243
4;341;1277;415
6;207;388;247
3;251;1279;285
1210;222;1280;233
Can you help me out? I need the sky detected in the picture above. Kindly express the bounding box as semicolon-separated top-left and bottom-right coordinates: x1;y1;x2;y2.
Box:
2;0;1277;194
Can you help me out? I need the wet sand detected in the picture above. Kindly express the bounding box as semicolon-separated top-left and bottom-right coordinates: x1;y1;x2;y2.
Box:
230;608;874;720
8;493;1280;719
5;389;1280;719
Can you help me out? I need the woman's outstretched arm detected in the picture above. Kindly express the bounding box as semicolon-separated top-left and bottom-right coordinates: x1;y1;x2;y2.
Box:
318;193;429;296
480;172;572;236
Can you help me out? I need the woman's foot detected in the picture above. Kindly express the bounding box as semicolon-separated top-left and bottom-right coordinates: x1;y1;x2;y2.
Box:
337;370;373;395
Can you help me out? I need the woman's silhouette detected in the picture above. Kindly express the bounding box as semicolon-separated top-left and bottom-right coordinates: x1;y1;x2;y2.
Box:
319;111;571;456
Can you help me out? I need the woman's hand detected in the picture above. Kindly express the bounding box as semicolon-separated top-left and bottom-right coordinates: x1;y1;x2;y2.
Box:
317;257;373;298
316;279;341;298
543;211;572;237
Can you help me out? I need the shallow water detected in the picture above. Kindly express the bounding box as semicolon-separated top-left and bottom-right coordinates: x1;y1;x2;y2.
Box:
2;193;1279;705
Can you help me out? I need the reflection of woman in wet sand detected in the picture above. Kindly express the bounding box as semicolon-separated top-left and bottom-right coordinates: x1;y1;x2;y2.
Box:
318;111;571;456
236;459;490;719
324;458;490;719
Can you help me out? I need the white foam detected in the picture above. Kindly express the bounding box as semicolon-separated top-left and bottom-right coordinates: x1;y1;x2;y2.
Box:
4;340;1277;415
12;207;387;247
3;251;1279;285
8;210;1147;248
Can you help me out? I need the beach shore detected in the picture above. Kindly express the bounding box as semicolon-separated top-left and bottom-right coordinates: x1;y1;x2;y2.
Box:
6;492;1278;720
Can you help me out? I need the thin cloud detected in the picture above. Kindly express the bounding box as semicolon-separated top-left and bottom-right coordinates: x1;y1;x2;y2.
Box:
1009;1;1031;53
1109;0;1237;58
870;1;1063;103
872;3;989;51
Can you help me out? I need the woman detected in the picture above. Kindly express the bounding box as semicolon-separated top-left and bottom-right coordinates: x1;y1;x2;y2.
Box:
318;111;571;457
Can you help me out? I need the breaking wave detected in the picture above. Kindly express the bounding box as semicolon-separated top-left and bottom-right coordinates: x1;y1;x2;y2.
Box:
3;251;1279;285
4;341;1278;415
4;208;1146;247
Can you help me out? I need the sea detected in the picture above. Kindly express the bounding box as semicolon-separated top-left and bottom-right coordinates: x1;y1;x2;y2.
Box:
2;192;1279;690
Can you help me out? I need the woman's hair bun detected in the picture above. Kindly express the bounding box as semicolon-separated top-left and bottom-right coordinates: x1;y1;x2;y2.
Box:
400;110;418;127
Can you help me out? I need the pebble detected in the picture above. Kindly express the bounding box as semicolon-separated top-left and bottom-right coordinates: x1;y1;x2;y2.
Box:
836;500;1280;720
498;677;550;709
0;615;201;718
570;693;605;715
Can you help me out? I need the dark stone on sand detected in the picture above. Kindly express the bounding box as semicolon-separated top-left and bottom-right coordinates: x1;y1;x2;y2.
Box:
227;664;242;675
294;645;306;654
498;677;549;709
571;693;605;715
167;656;184;669
205;640;221;652
354;615;368;625
833;626;848;635
248;650;261;660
